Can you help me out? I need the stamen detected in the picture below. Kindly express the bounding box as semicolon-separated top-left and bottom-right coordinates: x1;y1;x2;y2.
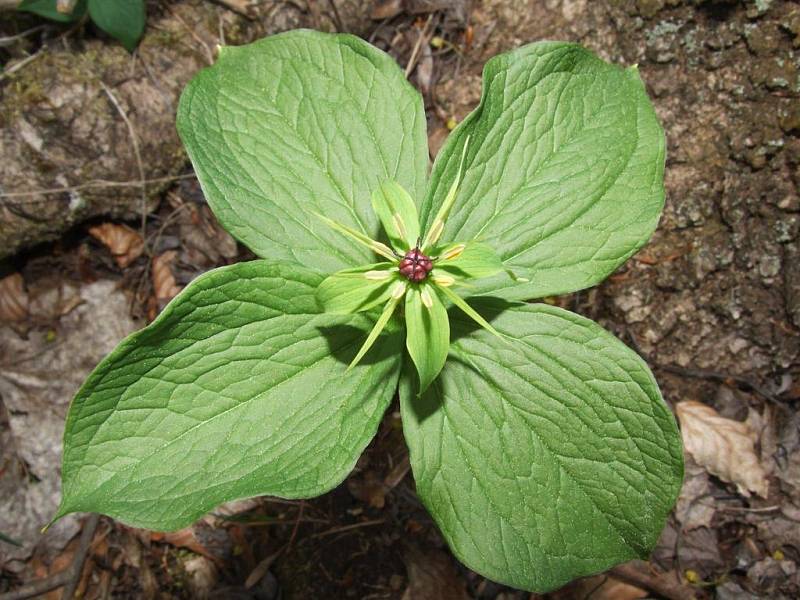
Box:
426;220;444;247
391;281;407;299
392;213;407;241
370;241;397;262
432;274;455;287
420;287;433;308
440;243;466;261
364;270;392;281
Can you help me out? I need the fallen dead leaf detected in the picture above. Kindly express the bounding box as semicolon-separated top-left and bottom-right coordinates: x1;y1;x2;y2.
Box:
0;273;29;323
675;457;716;531
401;544;470;600
152;250;182;309
348;470;388;508
676;400;769;499
428;126;449;159
371;0;402;19
88;222;144;268
183;555;219;600
551;574;648;600
151;527;215;561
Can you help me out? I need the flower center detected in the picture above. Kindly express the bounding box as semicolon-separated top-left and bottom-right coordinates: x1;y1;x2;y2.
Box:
399;248;433;282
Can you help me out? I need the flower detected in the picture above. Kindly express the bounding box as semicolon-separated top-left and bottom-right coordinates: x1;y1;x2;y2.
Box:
314;140;505;392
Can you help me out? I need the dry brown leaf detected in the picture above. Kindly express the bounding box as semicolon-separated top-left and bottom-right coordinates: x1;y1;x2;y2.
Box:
152;250;182;307
371;0;403;19
88;223;144;268
676;400;769;498
551;574;647;600
151;527;214;560
428;127;449;160
401;545;470;600
675;457;715;531
0;273;28;323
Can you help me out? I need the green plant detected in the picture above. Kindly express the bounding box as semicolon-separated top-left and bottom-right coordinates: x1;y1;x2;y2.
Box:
54;30;684;592
18;0;145;51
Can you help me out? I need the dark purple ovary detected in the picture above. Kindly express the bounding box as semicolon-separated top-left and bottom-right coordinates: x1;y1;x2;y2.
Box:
399;248;433;282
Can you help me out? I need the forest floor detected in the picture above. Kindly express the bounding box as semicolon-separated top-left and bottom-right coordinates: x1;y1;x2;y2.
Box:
1;0;799;599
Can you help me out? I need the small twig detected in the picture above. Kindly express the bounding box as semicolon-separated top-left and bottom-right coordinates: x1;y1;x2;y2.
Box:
326;0;344;32
657;363;787;408
310;519;384;540
61;514;100;600
0;173;195;200
286;501;305;551
405;15;434;78
167;5;214;64
610;560;697;600
209;0;255;19
0;515;99;600
0;51;42;82
98;81;150;255
0;25;48;47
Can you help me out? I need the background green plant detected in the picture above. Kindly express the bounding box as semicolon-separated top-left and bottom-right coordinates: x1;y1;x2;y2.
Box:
18;0;145;51
54;30;683;593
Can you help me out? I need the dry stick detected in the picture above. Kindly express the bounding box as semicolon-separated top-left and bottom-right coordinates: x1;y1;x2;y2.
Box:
0;52;42;83
310;519;384;540
657;363;787;409
60;514;100;600
0;174;195;199
610;560;697;600
208;0;254;18
98;81;150;256
0;25;48;47
326;0;344;32
0;514;100;600
404;15;434;78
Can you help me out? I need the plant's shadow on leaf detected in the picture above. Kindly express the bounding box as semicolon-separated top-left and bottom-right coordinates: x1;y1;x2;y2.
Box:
316;322;403;367
447;296;518;343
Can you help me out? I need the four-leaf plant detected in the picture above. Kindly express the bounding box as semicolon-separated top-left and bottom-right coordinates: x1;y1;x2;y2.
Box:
56;30;684;592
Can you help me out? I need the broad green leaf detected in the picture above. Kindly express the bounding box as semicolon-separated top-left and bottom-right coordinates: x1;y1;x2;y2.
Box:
178;31;428;275
400;301;683;592
434;241;503;279
405;284;449;394
18;0;87;22
317;263;397;314
87;0;145;51
422;42;666;300
371;181;420;252
57;261;402;531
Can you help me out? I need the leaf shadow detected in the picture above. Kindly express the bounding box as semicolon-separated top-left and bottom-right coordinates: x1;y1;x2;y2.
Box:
316;323;402;367
447;296;518;343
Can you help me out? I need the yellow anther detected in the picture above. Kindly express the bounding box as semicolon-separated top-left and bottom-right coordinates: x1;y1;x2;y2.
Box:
370;241;397;262
432;274;455;287
391;281;407;299
427;220;444;247
364;270;392;281
420;287;433;308
392;213;407;240
441;243;466;261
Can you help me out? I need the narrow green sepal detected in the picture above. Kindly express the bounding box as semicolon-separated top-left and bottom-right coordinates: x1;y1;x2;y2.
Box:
317;263;398;314
437;285;504;341
422;136;470;250
435;240;504;279
405;284;450;394
312;211;398;262
371;181;421;252
348;285;405;370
